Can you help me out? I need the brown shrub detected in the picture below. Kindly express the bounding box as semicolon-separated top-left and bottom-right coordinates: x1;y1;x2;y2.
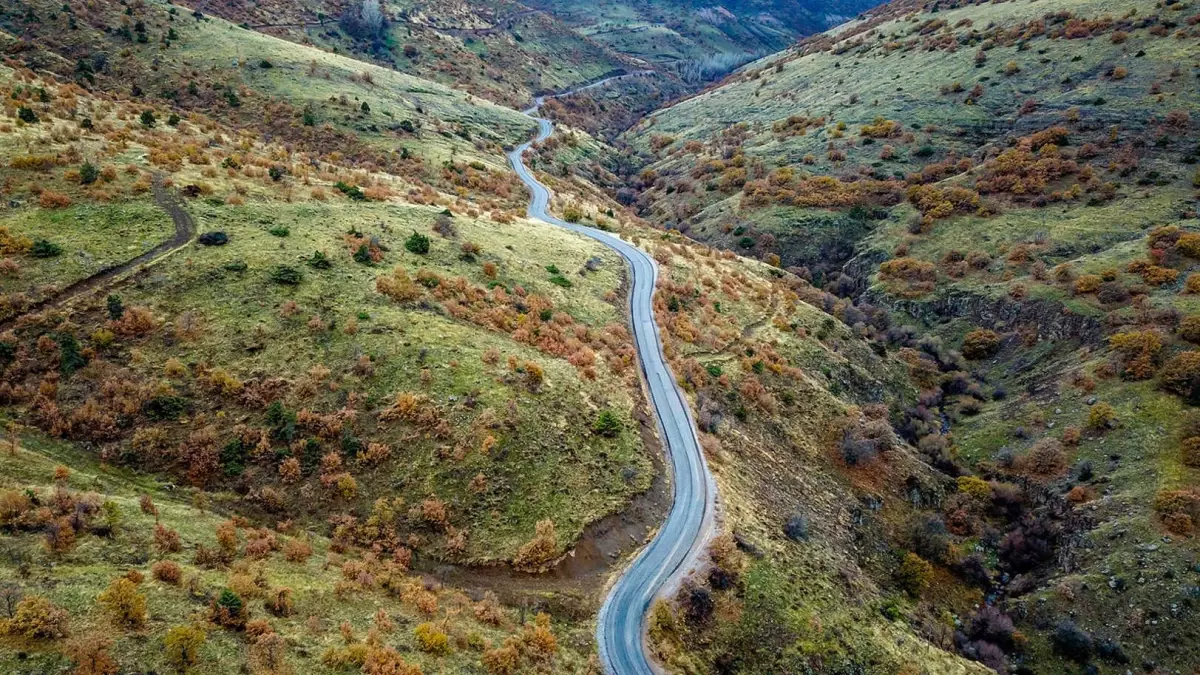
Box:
151;560;182;585
1017;437;1068;477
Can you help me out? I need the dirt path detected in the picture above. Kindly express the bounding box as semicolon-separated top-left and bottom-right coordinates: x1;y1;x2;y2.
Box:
0;174;195;331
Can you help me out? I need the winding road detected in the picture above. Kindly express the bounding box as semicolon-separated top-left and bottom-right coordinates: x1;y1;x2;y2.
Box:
507;97;716;675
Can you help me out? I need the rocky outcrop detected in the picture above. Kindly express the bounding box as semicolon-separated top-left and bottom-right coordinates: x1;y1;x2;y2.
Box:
869;288;1106;344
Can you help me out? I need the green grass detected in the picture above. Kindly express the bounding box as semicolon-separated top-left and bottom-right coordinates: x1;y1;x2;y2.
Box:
0;200;173;307
77;199;648;561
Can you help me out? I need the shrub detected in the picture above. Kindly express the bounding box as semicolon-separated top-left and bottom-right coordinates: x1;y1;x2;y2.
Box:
1183;436;1200;467
268;265;302;285
1160;351;1200;401
164;625;206;670
1087;401;1117;430
592;410;621;437
2;596;69;640
97;578;146;628
1153;489;1199;534
198;231;228;246
783;512;809;541
31;239;63;257
210;589;247;629
1052;620;1093;662
79;162;99;185
897;552;934;597
1072;272;1105;295
140;110;156;127
414;622;450;654
962;328;1001;359
154;523;183;552
268;225;289;237
513;519;557;569
404;231;430;254
151;560;182;585
65;633;117;675
1108;330;1162;379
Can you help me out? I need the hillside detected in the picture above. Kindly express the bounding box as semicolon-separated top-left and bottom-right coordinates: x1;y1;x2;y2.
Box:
624;0;1200;672
172;0;649;107
526;0;882;79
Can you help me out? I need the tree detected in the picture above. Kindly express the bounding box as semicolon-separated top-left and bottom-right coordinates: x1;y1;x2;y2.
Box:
211;589;247;629
164;624;206;670
97;578;146;629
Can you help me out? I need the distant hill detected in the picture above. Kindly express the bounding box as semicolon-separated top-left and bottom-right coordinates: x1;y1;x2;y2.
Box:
525;0;883;74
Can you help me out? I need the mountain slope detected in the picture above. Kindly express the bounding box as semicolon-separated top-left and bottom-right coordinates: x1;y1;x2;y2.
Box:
526;0;882;71
624;0;1200;672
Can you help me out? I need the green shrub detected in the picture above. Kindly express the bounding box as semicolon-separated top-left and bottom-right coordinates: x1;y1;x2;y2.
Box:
268;265;302;285
106;294;124;321
31;239;63;257
593;410;621;437
267;225;290;237
307;250;332;269
17;107;38;123
334;182;364;200
139;110;156;127
79;161;99;185
404;231;430;255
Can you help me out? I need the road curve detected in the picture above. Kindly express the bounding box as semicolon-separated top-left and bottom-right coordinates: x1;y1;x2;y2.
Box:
507;104;716;675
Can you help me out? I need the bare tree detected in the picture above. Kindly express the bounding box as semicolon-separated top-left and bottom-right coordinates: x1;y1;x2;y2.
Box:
360;0;384;37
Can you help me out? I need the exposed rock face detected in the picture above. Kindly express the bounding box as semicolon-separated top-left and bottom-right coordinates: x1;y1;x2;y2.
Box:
870;288;1106;344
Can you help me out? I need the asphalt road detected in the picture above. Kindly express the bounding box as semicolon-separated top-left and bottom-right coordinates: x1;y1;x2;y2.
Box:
507;105;715;675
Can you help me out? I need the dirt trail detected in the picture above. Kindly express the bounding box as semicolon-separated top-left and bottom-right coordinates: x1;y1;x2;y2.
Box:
0;174;195;331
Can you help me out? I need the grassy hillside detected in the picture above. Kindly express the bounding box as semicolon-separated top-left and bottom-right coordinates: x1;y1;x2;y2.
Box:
0;0;536;170
0;45;648;672
625;0;1200;672
174;0;646;108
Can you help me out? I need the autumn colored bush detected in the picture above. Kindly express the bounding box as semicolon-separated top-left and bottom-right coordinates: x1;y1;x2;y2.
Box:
962;328;1001;360
897;552;934;597
151;560;182;585
1108;330;1162;380
1;595;70;640
1017;437;1068;478
513;519;557;569
1087;402;1117;430
38;191;72;209
414;622;450;654
97;577;147;629
1153;489;1199;535
1160;351;1200;401
164;624;206;670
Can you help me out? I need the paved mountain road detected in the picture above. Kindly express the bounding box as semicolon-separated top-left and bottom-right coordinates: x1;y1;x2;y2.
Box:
507;103;716;675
